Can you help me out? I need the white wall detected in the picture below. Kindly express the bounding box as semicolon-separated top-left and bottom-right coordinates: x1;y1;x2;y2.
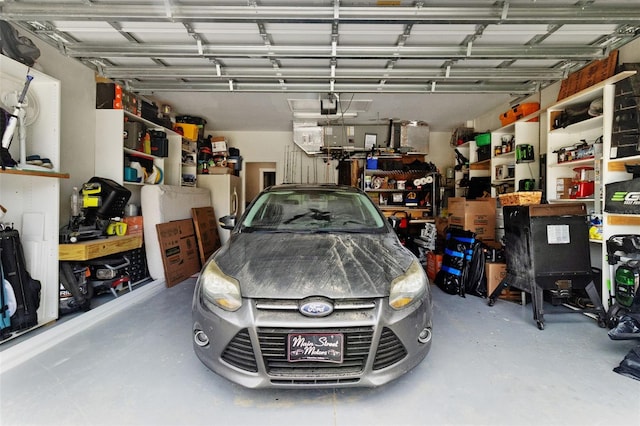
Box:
210;129;455;195
24;29;97;224
619;37;640;63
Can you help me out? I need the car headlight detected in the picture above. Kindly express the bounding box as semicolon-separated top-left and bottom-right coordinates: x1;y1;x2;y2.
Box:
199;260;242;312
389;260;427;310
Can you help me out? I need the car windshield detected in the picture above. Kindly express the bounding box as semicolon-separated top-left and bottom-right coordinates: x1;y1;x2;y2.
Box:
240;188;386;233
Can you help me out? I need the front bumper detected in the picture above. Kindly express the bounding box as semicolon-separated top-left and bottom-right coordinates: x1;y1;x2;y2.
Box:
192;291;432;388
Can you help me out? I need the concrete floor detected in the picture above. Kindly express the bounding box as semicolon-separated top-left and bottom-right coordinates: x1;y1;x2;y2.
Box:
1;278;639;426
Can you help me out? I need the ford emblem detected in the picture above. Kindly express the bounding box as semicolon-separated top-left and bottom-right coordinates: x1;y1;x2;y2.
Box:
299;298;334;317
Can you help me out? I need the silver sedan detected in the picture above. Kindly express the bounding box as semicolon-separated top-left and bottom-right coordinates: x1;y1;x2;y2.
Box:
192;184;433;388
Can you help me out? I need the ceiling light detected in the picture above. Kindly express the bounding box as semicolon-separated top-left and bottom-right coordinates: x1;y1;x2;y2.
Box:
293;112;358;119
288;99;372;113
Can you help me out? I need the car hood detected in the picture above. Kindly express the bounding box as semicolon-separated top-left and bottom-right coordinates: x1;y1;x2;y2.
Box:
212;232;414;299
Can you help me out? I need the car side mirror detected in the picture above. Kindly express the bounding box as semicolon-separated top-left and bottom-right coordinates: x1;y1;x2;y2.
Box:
387;216;400;230
219;215;236;230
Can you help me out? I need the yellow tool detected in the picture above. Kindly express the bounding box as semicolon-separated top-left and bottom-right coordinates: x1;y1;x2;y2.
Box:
81;182;102;208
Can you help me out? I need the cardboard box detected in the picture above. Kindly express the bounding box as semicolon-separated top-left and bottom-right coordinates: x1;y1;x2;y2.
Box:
435;216;449;239
204;166;232;175
96;82;123;109
447;197;496;241
211;140;228;153
123;216;144;237
556;177;574;199
156;219;201;287
485;262;507;296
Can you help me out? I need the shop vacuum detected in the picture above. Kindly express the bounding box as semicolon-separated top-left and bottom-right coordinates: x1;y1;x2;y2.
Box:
606;234;640;328
606;235;640;382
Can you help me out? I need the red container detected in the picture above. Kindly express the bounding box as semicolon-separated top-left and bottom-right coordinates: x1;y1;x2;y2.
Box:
570;181;595;199
426;251;443;282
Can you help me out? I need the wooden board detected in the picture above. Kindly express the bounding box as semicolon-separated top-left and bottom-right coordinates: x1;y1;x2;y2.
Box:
557;50;618;101
59;234;142;261
607;215;640;226
191;206;221;265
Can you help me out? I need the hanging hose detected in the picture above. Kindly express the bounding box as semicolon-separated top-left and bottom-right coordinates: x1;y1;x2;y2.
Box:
465;242;487;297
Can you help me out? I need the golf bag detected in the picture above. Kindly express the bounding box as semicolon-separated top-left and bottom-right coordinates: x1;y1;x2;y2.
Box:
1;262;17;339
0;226;41;332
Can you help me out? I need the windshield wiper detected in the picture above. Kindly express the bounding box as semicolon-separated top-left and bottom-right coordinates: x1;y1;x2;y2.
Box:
283;208;331;224
311;228;370;234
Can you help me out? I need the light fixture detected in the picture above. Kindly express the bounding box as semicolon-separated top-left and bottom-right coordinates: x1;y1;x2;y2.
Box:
293;112;358;119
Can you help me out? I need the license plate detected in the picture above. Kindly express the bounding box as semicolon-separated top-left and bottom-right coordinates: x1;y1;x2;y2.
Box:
287;333;343;363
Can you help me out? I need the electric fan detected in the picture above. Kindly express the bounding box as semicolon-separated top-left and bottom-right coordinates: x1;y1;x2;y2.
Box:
1;73;47;171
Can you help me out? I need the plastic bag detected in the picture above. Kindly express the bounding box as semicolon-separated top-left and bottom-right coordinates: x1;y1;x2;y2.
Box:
613;345;640;381
608;314;640;340
0;20;41;66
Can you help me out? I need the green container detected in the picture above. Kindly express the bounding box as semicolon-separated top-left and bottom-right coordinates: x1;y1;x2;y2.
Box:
615;261;639;308
474;133;491;147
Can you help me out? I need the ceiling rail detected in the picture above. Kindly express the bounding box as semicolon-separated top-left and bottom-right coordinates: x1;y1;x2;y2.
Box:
2;3;640;24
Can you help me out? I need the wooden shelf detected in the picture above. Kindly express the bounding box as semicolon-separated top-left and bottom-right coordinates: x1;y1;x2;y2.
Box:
607;155;640;171
470;159;491;169
0;168;69;179
606;215;640;226
549;198;595;203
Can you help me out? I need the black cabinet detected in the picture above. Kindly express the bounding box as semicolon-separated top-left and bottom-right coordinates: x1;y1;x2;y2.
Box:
490;203;606;329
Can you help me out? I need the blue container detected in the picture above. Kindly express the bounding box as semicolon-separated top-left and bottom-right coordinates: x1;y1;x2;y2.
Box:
366;157;378;170
227;155;243;171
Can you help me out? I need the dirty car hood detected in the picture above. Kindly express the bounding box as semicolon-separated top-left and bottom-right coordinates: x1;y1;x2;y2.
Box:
212;232;414;299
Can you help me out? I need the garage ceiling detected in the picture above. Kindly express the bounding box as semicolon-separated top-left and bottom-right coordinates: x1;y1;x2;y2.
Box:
3;0;640;132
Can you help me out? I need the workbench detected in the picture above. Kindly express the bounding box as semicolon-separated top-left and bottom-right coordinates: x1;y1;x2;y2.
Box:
59;235;143;261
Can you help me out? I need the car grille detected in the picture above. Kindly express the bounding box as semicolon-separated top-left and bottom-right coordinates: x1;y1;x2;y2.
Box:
372;327;408;370
220;326;409;379
221;329;258;372
257;327;373;376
